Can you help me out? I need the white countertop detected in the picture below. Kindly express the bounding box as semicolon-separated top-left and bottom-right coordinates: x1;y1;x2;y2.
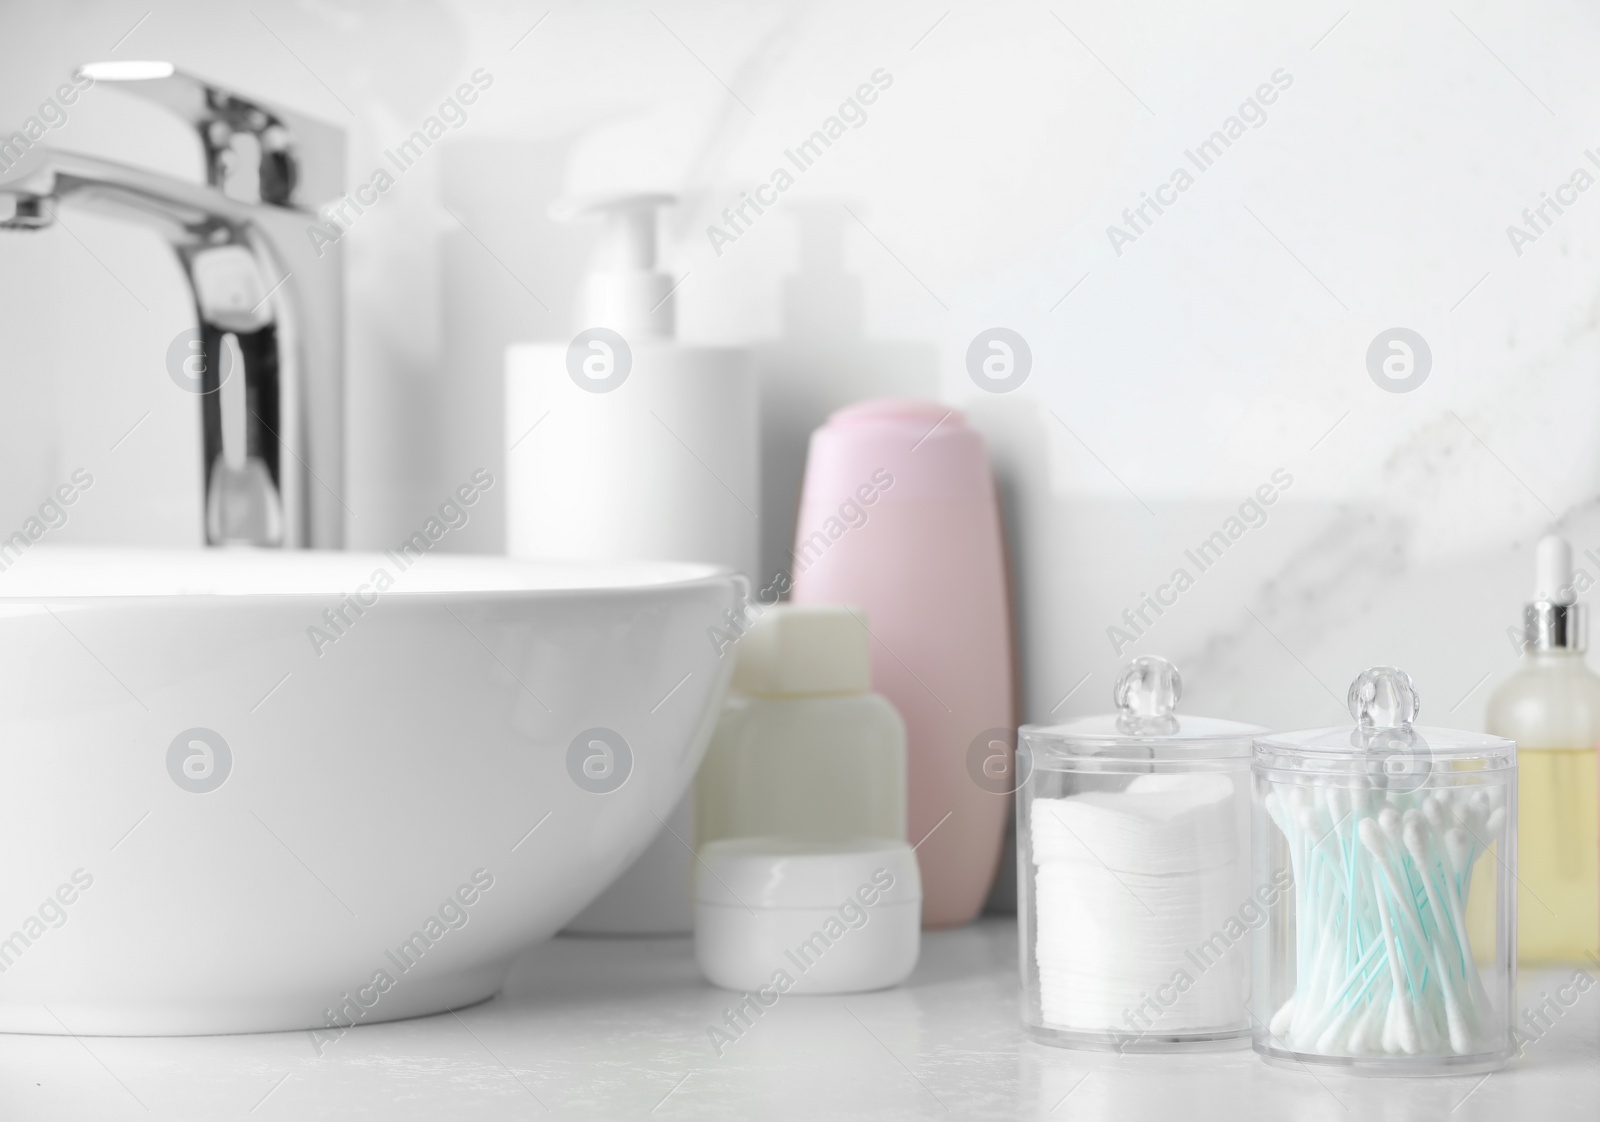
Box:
8;918;1596;1120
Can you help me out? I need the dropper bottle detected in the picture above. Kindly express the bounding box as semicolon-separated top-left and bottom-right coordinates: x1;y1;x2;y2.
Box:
1481;534;1600;962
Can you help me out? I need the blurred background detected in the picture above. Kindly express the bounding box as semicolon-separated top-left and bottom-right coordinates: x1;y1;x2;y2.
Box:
1;0;1596;736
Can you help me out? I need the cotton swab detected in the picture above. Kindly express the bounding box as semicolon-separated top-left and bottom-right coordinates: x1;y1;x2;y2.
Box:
1266;781;1501;1060
1360;817;1421;1054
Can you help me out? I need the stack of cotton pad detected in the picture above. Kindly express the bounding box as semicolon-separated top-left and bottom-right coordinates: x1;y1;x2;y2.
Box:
1031;772;1248;1035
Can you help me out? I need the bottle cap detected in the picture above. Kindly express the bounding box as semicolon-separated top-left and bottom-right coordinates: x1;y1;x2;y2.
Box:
731;604;872;696
1526;534;1585;652
802;398;993;503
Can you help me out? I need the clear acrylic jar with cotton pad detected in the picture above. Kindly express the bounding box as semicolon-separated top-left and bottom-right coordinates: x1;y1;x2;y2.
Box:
1252;666;1517;1075
1018;656;1263;1051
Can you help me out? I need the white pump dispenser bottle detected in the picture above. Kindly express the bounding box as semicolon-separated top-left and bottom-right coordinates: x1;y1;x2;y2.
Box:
506;193;757;935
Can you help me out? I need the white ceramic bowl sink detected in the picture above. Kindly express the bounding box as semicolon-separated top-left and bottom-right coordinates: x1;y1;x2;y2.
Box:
0;547;741;1036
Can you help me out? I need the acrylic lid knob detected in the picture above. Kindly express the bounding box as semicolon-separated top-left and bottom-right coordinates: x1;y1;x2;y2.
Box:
1114;655;1181;731
1348;666;1419;730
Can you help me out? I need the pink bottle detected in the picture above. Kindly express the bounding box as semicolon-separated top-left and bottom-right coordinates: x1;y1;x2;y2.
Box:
790;399;1014;928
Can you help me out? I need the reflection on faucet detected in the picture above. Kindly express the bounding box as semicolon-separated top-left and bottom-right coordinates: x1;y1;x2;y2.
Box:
0;61;345;548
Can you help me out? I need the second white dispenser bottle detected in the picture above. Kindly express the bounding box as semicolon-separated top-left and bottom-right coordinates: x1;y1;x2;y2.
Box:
505;193;758;934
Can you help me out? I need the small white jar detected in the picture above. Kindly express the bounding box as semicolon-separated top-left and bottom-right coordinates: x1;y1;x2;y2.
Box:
694;838;921;994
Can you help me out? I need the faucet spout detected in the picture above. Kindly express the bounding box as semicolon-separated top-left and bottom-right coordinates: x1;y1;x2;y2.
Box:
0;68;344;549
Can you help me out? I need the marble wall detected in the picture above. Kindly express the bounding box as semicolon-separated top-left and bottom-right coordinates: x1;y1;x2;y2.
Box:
1;0;1596;735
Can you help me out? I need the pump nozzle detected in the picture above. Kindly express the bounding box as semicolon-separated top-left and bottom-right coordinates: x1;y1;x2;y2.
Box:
550;193;677;338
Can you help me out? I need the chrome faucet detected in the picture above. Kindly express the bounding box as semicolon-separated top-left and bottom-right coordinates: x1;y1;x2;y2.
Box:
0;61;344;548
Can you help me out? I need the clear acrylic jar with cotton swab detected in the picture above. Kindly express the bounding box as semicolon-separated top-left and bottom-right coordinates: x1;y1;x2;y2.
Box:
1252;666;1517;1075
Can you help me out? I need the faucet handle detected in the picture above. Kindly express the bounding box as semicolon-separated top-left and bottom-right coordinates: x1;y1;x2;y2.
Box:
77;61;343;211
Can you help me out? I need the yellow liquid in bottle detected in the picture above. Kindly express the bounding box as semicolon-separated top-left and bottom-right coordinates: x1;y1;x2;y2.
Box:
1514;746;1599;961
1466;746;1599;963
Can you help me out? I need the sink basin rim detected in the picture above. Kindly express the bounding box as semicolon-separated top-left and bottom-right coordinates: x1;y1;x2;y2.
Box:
0;547;738;601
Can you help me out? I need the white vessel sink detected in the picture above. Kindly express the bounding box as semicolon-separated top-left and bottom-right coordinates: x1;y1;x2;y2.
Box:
0;547;740;1036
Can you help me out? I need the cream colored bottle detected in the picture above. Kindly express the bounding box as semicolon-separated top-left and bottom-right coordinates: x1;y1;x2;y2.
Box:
1476;535;1600;963
697;604;906;845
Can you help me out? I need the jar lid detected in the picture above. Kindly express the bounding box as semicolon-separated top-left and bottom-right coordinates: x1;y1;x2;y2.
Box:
1019;656;1263;760
693;837;922;910
1253;666;1516;779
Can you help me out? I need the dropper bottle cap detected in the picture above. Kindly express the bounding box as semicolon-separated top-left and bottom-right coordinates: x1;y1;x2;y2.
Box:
549;193;677;339
1526;533;1585;652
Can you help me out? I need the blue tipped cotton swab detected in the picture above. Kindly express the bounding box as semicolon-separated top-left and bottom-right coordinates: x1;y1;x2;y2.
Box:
1269;779;1501;1060
1360;817;1421;1054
